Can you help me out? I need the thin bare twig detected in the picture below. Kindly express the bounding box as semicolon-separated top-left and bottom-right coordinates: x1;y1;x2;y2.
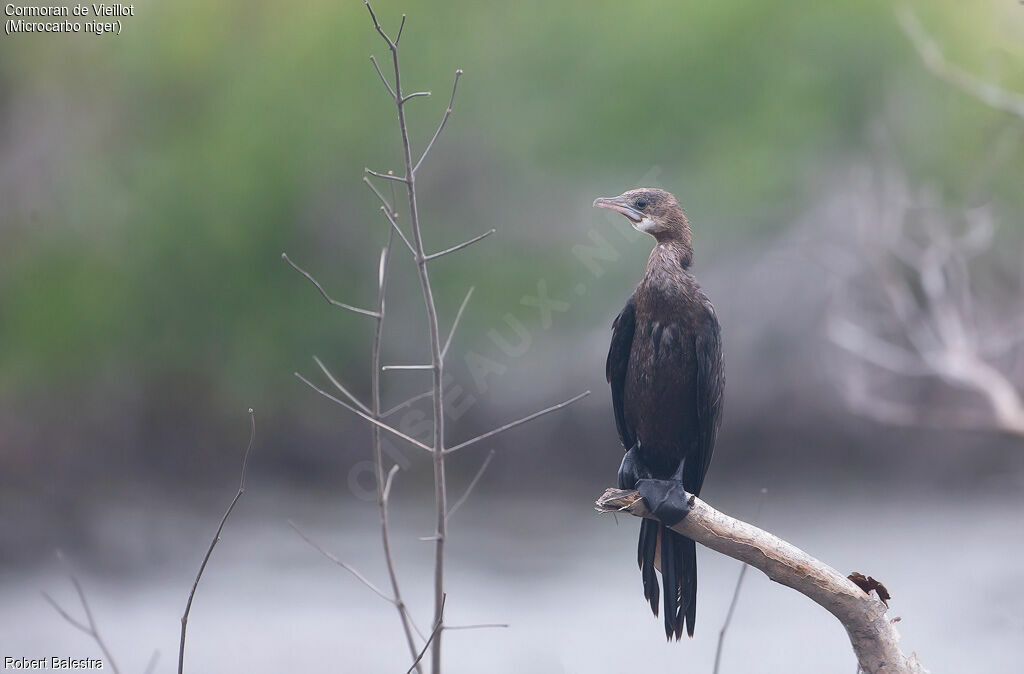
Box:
366;168;408;183
442;287;475;359
424;229;496;261
43;576;122;674
383;364;436;371
178;409;256;674
382;389;434;418
370;55;397;99
403;91;432;103
444;391;590;455
445;449;496;523
143;651;160;674
295;372;433;452
394;14;406;44
363;176;398;217
380;206;418;257
288;520;393;604
444;623;509;631
713;488;768;674
314;356;372;414
414;70;463;174
282;253;379;318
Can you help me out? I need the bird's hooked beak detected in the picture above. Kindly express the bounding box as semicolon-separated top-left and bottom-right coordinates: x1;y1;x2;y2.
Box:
593;196;643;223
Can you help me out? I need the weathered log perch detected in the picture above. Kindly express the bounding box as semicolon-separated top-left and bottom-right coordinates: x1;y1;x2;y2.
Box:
595;488;927;674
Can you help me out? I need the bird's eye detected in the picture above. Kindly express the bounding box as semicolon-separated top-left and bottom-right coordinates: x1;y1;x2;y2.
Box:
635;199;648;210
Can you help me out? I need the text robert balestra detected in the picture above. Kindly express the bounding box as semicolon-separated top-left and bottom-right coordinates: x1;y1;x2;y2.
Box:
4;657;104;670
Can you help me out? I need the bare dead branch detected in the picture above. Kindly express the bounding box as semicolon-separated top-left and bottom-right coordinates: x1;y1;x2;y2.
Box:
595;489;926;674
178;409;256;674
314;356;372;414
414;70;462;174
43;576;122;674
445;449;495;523
365;8;454;667
424;229;496;262
282;253;380;318
830;172;1024;439
288;520;394;604
382;364;436;371
295;372;432;452
444;623;509;631
442;287;474;359
403;91;432;103
898;7;1024;120
444;391;590;455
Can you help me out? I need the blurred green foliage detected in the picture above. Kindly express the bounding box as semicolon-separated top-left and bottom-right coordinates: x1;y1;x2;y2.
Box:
1;0;1022;417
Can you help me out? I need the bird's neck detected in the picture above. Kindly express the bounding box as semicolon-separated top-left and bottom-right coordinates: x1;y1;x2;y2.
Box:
646;239;693;277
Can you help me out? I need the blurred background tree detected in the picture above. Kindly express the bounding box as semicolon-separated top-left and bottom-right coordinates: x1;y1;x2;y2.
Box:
2;0;1022;494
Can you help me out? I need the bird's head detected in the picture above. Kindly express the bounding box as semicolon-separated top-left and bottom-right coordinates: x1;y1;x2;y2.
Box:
593;188;691;247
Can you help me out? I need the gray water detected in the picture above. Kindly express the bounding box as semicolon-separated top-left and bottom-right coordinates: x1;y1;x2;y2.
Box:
4;485;1022;673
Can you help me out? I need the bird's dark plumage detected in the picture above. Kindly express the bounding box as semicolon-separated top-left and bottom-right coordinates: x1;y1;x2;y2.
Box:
596;188;724;640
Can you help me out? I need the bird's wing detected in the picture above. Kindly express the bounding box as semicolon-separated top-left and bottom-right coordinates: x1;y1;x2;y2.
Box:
606;294;637;450
692;299;724;496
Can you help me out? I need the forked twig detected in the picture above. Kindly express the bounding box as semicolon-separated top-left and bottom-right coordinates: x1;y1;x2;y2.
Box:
295;372;433;452
43;574;122;674
314;355;371;414
407;595;447;674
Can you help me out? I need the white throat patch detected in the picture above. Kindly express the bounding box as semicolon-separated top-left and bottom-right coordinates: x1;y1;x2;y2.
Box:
634;216;658;234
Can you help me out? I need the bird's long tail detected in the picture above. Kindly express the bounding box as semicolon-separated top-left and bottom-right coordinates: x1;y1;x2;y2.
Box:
638;519;697;639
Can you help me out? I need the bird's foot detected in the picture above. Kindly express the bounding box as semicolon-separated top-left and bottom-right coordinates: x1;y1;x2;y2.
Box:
635;478;691;527
636;457;691;527
617;444;650;490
